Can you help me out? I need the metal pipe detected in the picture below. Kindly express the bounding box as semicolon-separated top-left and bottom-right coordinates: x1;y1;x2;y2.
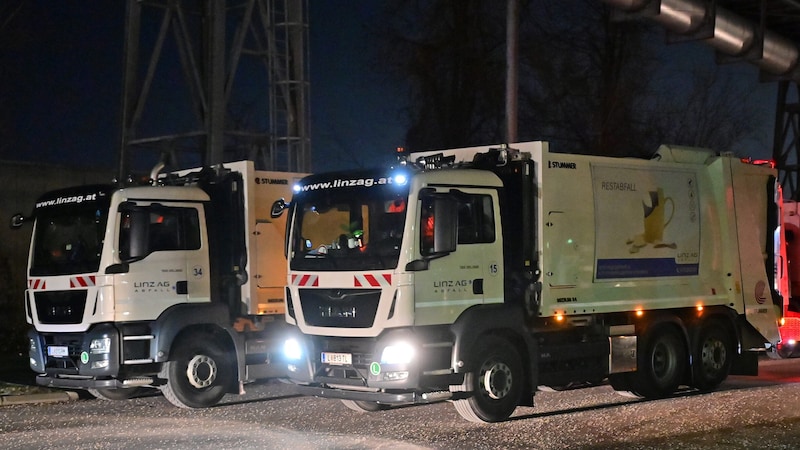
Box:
601;0;799;75
706;7;754;56
653;0;706;34
761;29;800;75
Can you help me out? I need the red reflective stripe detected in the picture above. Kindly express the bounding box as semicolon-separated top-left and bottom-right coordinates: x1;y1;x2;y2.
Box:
69;276;97;288
354;274;392;287
364;274;379;286
292;274;318;286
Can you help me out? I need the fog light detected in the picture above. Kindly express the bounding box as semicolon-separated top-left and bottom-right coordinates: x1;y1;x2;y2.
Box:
383;371;409;381
91;359;110;370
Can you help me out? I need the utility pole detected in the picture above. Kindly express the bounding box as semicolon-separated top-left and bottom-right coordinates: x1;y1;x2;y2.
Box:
505;0;519;144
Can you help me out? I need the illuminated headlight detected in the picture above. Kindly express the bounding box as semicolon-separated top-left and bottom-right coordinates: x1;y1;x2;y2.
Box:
283;338;303;361
90;337;111;354
293;184;302;193
393;173;408;185
380;342;415;365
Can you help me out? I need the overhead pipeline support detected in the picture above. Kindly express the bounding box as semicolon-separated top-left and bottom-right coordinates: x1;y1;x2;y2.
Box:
602;0;799;77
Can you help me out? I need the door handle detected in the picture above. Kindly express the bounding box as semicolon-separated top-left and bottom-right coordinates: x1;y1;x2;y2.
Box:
473;279;484;295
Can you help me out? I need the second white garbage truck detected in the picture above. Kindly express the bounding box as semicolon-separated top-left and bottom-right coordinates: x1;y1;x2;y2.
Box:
276;141;781;422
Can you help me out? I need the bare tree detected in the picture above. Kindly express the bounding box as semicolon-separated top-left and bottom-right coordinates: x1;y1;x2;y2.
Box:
377;0;507;151
516;1;661;156
375;0;766;158
644;64;767;153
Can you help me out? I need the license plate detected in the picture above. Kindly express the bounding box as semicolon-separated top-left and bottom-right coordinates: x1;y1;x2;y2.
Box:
321;352;352;366
47;346;69;357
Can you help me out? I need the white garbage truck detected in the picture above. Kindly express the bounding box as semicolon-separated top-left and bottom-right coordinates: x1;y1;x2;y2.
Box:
12;161;306;408
275;141;781;422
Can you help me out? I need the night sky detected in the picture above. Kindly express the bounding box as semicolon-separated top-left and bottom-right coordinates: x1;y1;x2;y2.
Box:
0;1;779;173
0;2;406;173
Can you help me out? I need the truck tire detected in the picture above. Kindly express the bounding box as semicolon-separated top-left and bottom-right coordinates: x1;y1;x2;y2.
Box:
630;325;687;399
692;320;734;391
452;336;523;423
88;387;144;401
340;399;389;412
160;332;232;408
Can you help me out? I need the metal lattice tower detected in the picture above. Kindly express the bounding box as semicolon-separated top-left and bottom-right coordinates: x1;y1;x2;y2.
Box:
775;81;800;200
118;0;310;177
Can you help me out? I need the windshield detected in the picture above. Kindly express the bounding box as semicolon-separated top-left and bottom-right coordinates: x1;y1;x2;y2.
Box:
31;195;109;276
290;180;409;271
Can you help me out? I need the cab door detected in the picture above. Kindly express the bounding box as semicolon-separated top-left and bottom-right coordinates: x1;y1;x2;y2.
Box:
413;188;503;325
113;201;210;321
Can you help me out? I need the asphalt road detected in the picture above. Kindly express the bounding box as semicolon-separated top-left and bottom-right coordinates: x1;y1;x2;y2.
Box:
2;356;800;449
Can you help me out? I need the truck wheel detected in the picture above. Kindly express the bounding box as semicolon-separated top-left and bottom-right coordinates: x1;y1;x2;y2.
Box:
340;399;389;412
160;333;232;408
692;320;734;391
630;325;687;399
452;336;523;423
88;387;143;401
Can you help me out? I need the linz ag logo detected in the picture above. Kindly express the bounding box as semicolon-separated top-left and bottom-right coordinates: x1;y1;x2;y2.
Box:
548;160;577;169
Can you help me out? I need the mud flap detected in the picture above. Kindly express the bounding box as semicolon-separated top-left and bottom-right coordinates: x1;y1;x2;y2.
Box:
730;351;758;376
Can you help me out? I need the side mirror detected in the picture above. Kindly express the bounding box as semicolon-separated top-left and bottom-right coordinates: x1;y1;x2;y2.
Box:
271;198;287;218
118;209;150;262
10;213;27;229
432;196;458;254
420;193;457;256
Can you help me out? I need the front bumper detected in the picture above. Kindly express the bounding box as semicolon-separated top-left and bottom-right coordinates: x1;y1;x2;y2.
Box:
28;324;123;380
35;374;154;390
284;326;457;392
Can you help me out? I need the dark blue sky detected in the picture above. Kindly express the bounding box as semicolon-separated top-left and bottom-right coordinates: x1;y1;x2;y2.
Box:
0;2;407;172
0;1;779;172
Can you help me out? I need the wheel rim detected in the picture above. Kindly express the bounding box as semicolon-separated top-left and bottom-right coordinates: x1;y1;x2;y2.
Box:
186;354;217;389
701;338;726;372
480;360;513;400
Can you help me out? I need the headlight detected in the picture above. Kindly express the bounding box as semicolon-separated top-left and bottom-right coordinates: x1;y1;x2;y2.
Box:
283;338;303;361
380;342;415;364
90;337;111;354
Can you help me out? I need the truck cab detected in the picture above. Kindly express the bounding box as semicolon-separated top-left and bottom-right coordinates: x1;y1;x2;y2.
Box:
14;162;304;408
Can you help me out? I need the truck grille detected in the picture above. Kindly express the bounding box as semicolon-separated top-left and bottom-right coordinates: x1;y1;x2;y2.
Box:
35;290;87;324
299;288;380;328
